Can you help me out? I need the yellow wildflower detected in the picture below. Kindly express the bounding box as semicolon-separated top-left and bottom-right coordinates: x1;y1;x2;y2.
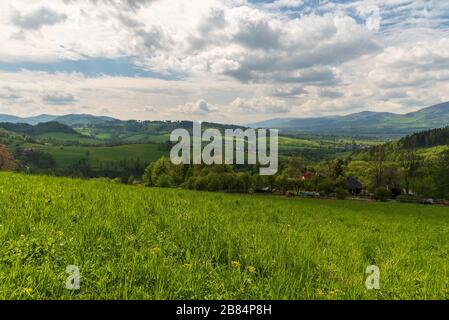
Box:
231;261;241;269
247;266;256;273
22;288;33;295
151;246;162;255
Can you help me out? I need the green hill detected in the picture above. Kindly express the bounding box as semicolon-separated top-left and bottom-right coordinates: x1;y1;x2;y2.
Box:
0;113;117;125
1;172;449;299
251;101;449;136
0;121;78;137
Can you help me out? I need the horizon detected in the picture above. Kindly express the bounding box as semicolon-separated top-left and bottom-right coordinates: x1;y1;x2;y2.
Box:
1;99;448;126
1;1;449;123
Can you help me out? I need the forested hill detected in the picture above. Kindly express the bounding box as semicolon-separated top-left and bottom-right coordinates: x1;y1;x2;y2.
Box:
352;125;449;167
399;126;449;149
251;101;449;136
0;122;78;137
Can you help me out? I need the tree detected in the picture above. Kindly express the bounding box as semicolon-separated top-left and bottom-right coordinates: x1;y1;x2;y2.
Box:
290;178;304;194
275;173;289;194
316;177;335;195
332;159;345;179
286;157;304;194
206;173;223;192
374;187;391;201
400;149;422;195
238;172;252;193
433;150;449;198
346;160;373;189
370;145;386;188
335;187;349;200
156;174;173;188
286;157;303;179
143;163;155;186
0;145;15;171
143;156;185;188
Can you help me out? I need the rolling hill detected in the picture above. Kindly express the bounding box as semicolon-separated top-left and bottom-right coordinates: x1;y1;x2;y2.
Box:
0;121;79;136
0;113;117;125
251;101;449;136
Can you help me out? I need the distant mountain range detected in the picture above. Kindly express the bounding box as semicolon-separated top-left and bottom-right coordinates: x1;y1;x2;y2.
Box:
0;113;117;126
250;101;449;135
1;101;449;137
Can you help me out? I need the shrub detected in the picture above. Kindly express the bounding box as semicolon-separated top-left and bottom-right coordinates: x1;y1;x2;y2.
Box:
206;173;223;192
335;188;349;200
156;174;173;188
194;176;208;191
373;187;391;201
316;177;335;195
182;177;196;190
396;195;423;203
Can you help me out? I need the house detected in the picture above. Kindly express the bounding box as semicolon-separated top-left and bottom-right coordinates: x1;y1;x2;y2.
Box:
301;172;316;181
254;187;271;193
346;176;362;195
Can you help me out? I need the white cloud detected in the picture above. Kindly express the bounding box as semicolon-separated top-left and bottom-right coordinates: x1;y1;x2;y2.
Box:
231;96;290;114
0;0;448;122
178;100;217;116
10;6;67;30
42;91;77;105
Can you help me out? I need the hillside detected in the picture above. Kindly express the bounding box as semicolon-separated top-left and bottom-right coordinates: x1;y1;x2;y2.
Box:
0;114;117;126
399;126;449;149
355;125;449;160
1;172;449;299
0;122;79;137
251;101;449;136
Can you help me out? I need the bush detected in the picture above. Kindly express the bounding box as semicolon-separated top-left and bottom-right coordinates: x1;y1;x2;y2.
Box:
206;173;223;192
396;195;424;203
156;174;173;188
335;188;349;200
183;177;196;190
194;176;208;191
373;187;391;201
316;178;335;195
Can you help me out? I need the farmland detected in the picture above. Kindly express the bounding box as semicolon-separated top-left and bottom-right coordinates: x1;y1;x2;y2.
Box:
1;172;449;299
15;143;166;168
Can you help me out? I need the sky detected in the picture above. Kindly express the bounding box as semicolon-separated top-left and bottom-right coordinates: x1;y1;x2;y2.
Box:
0;0;448;124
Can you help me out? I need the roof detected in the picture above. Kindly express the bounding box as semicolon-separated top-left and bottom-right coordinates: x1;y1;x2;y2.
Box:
347;176;362;189
302;172;316;180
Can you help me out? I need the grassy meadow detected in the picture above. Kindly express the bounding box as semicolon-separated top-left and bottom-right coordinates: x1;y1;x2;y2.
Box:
1;172;449;300
18;143;166;168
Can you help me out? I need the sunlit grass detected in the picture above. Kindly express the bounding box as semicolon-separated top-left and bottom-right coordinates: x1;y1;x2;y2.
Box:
1;172;449;300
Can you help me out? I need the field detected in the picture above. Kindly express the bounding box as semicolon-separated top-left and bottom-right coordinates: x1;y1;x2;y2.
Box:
18;143;166;168
1;172;449;300
36;133;99;144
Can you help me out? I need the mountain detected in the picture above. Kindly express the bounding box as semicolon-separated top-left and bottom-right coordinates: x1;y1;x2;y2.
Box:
0;121;79;136
54;114;118;126
0;114;27;124
250;101;449;136
25;114;59;124
0;113;117;125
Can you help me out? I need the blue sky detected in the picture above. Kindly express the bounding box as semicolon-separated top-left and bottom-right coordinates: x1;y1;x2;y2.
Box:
0;0;448;123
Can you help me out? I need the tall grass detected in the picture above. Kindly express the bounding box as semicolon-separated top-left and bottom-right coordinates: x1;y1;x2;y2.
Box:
1;172;449;299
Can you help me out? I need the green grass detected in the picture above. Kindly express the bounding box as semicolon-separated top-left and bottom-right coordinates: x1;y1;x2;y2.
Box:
279;136;321;148
417;145;449;159
1;172;449;300
87;144;166;167
95;133;112;140
19;143;167;168
36;133;99;144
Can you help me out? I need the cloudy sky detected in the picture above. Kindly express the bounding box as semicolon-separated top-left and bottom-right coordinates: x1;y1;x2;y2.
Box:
0;0;448;124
